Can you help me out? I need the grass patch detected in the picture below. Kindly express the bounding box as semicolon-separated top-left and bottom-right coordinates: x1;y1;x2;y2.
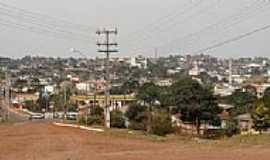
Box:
220;134;270;146
101;129;270;148
96;127;194;144
57;122;270;147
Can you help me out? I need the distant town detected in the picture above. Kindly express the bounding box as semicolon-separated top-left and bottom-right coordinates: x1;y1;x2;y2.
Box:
1;54;270;137
1;0;270;159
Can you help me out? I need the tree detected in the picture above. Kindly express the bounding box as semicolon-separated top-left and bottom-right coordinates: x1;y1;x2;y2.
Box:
86;106;104;126
125;103;147;131
52;94;64;112
110;86;124;95
24;100;40;112
263;87;270;107
52;87;72;112
158;86;174;109
223;118;239;137
137;82;160;105
147;58;169;78
252;99;270;133
200;72;218;86
110;78;139;95
151;111;174;136
264;87;270;97
36;91;50;112
110;110;126;128
137;82;161;132
122;78;140;94
227;90;257;116
171;78;222;135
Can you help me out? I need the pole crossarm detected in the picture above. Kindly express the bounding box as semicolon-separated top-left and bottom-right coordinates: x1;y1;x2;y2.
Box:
96;28;118;129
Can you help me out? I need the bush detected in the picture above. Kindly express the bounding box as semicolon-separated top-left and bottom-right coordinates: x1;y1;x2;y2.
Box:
110;110;126;128
24;100;41;112
86;115;103;126
223;119;240;137
128;120;147;131
86;106;104;126
79;117;86;125
91;105;104;116
125;104;148;131
151;111;174;136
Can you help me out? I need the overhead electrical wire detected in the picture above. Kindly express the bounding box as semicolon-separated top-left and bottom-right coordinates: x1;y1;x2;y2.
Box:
0;7;96;38
127;0;222;51
0;8;91;37
1;0;270;55
194;23;270;53
0;2;96;44
0;2;95;32
125;0;203;40
181;0;270;53
130;0;253;53
0;17;95;43
156;0;269;53
0;19;92;44
130;0;270;54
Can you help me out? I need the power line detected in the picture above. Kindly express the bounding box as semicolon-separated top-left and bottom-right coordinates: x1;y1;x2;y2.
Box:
125;0;203;40
0;19;94;44
0;2;95;32
131;0;270;54
0;7;95;38
0;9;96;40
162;0;269;53
0;2;96;43
127;0;222;51
194;23;270;53
180;0;270;53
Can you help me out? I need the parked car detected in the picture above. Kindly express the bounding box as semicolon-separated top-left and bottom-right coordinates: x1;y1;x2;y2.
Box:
54;112;65;119
29;113;45;120
66;112;78;120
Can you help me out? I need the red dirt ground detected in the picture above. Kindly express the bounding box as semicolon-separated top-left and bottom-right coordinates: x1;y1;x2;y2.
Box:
0;122;269;160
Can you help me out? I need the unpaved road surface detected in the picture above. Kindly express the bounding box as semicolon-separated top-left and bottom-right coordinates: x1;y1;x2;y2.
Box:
0;122;270;160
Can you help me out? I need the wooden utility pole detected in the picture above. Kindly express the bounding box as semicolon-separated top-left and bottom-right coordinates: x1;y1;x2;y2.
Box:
4;70;10;121
96;28;118;128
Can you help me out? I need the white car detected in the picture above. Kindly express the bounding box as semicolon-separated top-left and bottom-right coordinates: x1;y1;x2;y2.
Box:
66;112;78;120
29;113;45;120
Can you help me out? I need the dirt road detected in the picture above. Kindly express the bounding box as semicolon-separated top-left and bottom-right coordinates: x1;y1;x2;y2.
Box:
0;122;269;160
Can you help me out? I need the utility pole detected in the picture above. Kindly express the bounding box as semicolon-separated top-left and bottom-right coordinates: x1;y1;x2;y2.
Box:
93;59;97;108
229;58;233;87
63;86;67;122
0;80;3;121
96;28;118;128
154;48;158;59
4;70;10;121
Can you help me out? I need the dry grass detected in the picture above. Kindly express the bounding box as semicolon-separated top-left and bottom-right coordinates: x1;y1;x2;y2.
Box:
0;122;270;160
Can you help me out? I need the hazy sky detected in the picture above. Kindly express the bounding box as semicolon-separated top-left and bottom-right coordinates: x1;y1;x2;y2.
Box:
0;0;270;58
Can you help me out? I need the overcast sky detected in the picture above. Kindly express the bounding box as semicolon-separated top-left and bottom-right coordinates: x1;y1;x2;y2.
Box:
0;0;270;58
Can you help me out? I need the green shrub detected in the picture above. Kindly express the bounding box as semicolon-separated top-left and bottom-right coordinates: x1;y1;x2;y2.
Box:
224;119;240;137
90;106;104;116
86;115;103;126
79;117;86;125
151;111;174;136
128;120;147;131
125;104;148;131
110;110;126;128
86;106;104;126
